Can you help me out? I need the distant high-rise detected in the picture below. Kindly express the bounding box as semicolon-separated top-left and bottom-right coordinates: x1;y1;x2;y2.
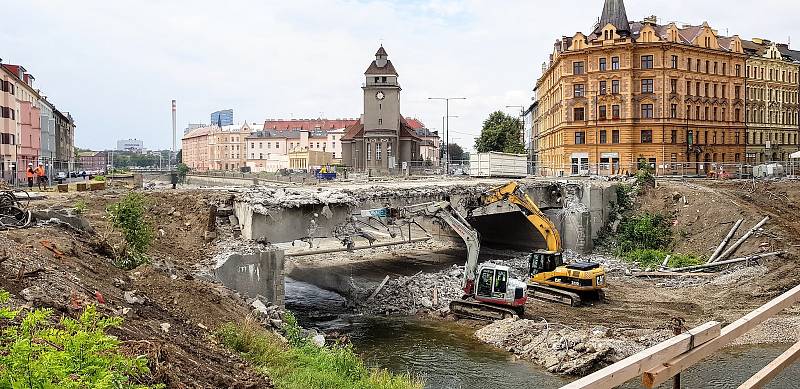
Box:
211;109;234;127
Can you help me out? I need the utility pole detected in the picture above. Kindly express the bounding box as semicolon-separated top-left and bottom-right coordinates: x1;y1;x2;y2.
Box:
171;99;177;170
429;97;466;175
442;115;459;169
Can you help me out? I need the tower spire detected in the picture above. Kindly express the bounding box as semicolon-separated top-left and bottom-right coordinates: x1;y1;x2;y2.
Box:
595;0;630;35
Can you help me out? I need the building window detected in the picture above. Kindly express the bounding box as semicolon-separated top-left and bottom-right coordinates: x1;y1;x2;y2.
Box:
642;79;654;93
671;55;678;69
573;62;585;75
376;144;382;160
251;142;255;149
641;104;654;118
687;57;692;71
612;130;620;144
574;84;585;97
713;107;718;121
688;130;694;145
735;108;741;122
599;58;607;71
366;144;371;161
378;118;383;125
275;142;279;148
686;81;692;96
641;130;653;143
575;132;586;145
611;80;620;94
722;63;727;75
735;86;741;99
671;104;678;118
705;60;710;73
573;107;585;121
600;130;607;144
599;81;607;95
599;105;607;120
612;56;620;70
612;105;620;119
736;65;742;77
670;79;677;93
671;130;678;144
641;55;654;69
722;85;727;99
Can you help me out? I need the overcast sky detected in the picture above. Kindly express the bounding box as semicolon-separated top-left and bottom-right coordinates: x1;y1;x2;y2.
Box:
2;0;798;151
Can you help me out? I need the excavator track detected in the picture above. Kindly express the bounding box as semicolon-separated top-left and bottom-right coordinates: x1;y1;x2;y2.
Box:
527;283;583;307
449;299;520;321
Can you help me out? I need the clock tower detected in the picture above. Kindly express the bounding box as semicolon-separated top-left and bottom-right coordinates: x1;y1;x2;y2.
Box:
341;46;421;173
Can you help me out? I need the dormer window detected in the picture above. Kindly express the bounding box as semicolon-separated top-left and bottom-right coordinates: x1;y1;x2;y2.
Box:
374;77;379;83
381;76;387;83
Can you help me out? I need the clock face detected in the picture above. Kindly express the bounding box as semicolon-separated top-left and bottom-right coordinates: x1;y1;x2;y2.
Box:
376;91;385;100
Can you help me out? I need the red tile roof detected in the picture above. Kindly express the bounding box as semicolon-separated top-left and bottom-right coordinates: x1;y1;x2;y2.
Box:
404;118;425;129
340;122;364;141
263;119;359;131
365;60;398;75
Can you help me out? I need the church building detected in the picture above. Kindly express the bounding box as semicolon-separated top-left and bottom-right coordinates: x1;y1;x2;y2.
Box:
341;46;421;173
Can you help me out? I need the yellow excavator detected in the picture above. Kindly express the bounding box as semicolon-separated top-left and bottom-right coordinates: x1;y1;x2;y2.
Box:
467;182;607;306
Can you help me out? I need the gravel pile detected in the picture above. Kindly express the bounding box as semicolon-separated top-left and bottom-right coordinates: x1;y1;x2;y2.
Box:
476;318;671;375
361;264;465;315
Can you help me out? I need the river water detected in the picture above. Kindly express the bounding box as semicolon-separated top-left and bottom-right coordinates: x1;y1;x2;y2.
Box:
286;278;800;389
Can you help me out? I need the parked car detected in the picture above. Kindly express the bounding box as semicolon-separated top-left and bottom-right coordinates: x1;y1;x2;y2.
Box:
56;172;68;180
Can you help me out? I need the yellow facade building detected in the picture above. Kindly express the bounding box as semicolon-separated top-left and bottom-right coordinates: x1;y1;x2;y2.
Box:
743;39;800;163
535;0;748;176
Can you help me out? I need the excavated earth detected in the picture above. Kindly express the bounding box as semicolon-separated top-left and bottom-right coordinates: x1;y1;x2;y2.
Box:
3;178;800;383
0;189;271;388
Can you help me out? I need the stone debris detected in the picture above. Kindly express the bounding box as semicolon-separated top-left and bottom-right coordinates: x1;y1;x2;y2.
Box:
362;264;464;315
475;318;670;375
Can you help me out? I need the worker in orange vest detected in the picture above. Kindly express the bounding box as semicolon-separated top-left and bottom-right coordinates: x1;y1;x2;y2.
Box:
25;163;35;188
35;163;47;191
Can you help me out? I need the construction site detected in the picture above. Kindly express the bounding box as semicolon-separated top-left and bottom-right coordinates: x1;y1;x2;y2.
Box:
2;172;800;388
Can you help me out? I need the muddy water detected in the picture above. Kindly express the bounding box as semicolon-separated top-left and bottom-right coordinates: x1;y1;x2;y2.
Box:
286;278;800;389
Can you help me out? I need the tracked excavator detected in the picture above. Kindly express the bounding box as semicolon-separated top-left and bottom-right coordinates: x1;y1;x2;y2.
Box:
466;181;607;306
389;201;528;321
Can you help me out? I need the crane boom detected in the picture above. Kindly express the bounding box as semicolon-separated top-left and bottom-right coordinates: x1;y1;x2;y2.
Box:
476;181;562;252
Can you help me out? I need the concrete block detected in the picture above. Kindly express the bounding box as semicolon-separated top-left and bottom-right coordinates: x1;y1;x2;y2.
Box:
57;184;69;193
89;182;106;191
76;183;88;192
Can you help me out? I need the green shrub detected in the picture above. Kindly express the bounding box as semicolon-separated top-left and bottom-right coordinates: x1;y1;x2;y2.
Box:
622;249;703;268
217;313;422;389
107;193;154;270
0;290;161;389
92;175;107;182
616;212;673;254
74;200;88;215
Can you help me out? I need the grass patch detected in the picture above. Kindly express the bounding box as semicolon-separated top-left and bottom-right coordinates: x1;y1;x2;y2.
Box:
217;314;422;389
622;249;704;269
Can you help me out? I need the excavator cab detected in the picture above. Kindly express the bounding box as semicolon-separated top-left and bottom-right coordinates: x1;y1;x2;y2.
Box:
528;250;564;276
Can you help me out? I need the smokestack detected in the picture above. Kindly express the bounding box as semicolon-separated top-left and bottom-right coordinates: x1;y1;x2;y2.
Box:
171;100;177;156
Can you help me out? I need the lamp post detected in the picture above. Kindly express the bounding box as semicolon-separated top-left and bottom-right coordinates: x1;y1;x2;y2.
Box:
429;97;466;174
442;115;458;170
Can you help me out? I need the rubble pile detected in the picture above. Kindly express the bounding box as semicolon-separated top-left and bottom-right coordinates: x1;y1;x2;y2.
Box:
476;318;670;375
362;264;465;315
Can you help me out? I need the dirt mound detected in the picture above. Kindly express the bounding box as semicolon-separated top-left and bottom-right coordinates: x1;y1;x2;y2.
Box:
0;189;271;388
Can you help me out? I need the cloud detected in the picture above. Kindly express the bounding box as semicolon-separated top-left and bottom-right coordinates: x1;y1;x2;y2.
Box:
1;0;798;151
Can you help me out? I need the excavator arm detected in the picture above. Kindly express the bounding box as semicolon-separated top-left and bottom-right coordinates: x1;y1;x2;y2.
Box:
476;181;562;252
398;201;481;295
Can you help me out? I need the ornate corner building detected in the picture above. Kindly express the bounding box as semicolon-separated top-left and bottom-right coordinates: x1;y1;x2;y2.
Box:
742;39;800;163
536;0;753;176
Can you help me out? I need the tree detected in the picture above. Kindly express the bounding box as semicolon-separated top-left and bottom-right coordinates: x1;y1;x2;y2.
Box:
447;143;465;161
176;149;183;164
474;111;525;154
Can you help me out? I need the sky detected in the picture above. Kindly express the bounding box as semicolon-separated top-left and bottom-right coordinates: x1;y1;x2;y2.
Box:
1;0;799;151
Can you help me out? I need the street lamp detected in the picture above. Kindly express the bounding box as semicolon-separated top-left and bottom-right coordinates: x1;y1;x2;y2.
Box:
442;115;458;168
429;97;466;174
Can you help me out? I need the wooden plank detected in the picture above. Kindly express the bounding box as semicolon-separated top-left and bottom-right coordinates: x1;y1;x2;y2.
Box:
559;321;720;389
708;219;744;263
670;251;784;272
737;340;800;389
632;271;716;278
643;283;800;388
367;275;390;301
